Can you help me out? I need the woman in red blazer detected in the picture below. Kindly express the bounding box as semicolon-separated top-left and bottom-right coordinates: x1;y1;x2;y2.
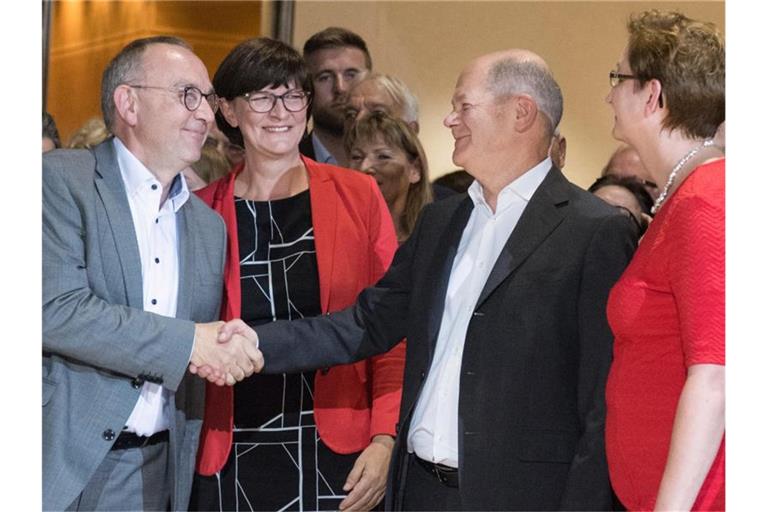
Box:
190;38;403;512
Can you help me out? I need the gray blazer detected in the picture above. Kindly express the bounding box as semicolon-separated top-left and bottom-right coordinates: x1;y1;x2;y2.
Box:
42;139;226;511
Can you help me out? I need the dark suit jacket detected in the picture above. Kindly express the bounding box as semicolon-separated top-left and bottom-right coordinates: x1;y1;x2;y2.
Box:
257;167;636;510
298;131;316;160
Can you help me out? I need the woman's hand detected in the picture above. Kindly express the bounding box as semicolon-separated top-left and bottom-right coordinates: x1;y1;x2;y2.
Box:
339;435;395;511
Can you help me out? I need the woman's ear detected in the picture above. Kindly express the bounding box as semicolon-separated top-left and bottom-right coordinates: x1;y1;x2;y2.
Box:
219;99;240;128
406;159;422;184
645;79;664;116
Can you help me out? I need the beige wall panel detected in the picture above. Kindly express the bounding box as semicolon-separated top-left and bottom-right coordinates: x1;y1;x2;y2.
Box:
294;1;724;187
48;0;262;144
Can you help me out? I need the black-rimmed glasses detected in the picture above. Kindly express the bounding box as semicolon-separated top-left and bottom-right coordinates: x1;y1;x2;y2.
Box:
609;70;637;88
609;70;664;107
242;90;311;113
128;84;219;113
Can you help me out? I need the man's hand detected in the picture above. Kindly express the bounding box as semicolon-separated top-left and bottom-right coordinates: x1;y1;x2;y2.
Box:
339;435;394;511
188;320;263;386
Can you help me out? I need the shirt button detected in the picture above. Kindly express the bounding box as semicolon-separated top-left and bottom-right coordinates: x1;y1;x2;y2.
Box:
154;257;160;264
151;184;158;191
151;299;157;305
155;218;159;224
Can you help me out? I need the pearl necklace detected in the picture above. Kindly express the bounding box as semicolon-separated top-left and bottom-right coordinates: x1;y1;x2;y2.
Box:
651;139;715;214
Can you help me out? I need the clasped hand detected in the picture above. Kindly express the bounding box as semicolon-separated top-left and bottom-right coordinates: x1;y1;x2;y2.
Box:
188;319;263;386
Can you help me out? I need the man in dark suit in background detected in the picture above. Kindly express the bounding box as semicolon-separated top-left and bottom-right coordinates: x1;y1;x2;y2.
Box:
299;27;372;166
218;48;635;510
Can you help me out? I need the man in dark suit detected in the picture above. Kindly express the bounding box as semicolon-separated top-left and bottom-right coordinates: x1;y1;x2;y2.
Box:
42;36;262;511
299;27;372;166
218;48;635;510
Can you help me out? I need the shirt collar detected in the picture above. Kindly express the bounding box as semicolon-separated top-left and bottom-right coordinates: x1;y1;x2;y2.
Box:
311;132;337;165
468;157;552;214
113;137;190;212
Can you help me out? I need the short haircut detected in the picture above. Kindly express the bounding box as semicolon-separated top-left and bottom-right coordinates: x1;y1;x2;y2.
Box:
303;26;372;70
588;174;654;216
356;73;419;124
627;10;724;139
486;58;563;135
101;36;191;130
344;112;432;240
213;37;311;148
42;111;61;149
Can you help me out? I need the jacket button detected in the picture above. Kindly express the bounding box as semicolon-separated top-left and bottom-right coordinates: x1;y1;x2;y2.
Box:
131;377;143;389
419;371;426;379
102;429;116;441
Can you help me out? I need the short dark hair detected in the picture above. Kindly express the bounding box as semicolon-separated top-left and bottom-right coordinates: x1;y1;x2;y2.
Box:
42;111;61;149
303;27;372;69
213;37;312;148
627;10;724;139
588;174;654;216
101;36;191;130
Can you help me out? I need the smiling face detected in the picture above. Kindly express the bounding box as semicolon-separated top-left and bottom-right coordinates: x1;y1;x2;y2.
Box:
348;135;420;209
443;59;514;177
128;43;216;174
219;82;308;160
306;46;369;134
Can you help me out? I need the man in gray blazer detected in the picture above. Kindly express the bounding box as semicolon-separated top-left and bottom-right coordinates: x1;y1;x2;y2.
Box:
43;36;262;511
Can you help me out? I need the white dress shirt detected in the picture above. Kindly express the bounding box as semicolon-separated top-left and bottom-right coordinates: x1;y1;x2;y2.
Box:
114;138;191;436
407;158;552;467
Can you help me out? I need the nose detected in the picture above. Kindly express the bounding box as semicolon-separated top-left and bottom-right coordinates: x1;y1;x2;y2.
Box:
360;157;376;175
332;73;347;94
268;97;289;117
605;87;614;104
443;110;458;128
196;98;216;125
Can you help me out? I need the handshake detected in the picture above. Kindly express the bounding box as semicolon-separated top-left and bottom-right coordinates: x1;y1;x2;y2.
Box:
189;319;264;386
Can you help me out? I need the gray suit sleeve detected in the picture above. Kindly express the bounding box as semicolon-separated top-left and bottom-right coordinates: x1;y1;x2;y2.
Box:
42;158;195;392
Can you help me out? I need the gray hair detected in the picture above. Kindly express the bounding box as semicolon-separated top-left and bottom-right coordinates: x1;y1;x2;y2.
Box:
486;58;563;134
100;36;191;130
361;73;419;124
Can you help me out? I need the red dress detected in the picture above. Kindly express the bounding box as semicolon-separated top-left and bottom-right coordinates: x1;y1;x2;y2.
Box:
605;159;725;510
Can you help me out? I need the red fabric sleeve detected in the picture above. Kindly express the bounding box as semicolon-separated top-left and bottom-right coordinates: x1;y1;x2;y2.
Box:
667;193;725;367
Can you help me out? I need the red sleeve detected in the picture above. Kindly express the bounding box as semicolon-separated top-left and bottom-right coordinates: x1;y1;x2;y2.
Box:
667;193;725;367
364;177;406;438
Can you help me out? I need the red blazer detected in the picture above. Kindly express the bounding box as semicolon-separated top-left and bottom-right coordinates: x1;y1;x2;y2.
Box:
195;156;404;475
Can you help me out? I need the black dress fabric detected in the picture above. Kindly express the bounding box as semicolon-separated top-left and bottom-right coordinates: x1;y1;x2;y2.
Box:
191;190;358;512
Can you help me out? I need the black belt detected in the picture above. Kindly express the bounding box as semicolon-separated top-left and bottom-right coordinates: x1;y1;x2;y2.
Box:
414;455;459;488
110;430;169;451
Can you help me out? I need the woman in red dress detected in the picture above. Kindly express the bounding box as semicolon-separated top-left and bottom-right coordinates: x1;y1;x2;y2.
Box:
604;10;725;511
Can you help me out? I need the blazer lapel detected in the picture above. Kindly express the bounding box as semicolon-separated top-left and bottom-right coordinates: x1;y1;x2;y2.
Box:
92;140;144;309
475;167;569;308
426;196;474;351
307;161;337;314
176;205;194;320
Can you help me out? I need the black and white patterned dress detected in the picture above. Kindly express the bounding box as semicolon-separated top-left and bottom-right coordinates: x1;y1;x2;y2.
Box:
192;190;358;511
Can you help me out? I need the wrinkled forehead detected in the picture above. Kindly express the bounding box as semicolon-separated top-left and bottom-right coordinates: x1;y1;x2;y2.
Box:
141;44;212;89
453;62;491;101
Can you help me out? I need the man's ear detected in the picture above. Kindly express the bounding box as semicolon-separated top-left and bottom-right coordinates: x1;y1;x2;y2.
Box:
113;85;138;127
513;95;538;132
219;99;240;129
